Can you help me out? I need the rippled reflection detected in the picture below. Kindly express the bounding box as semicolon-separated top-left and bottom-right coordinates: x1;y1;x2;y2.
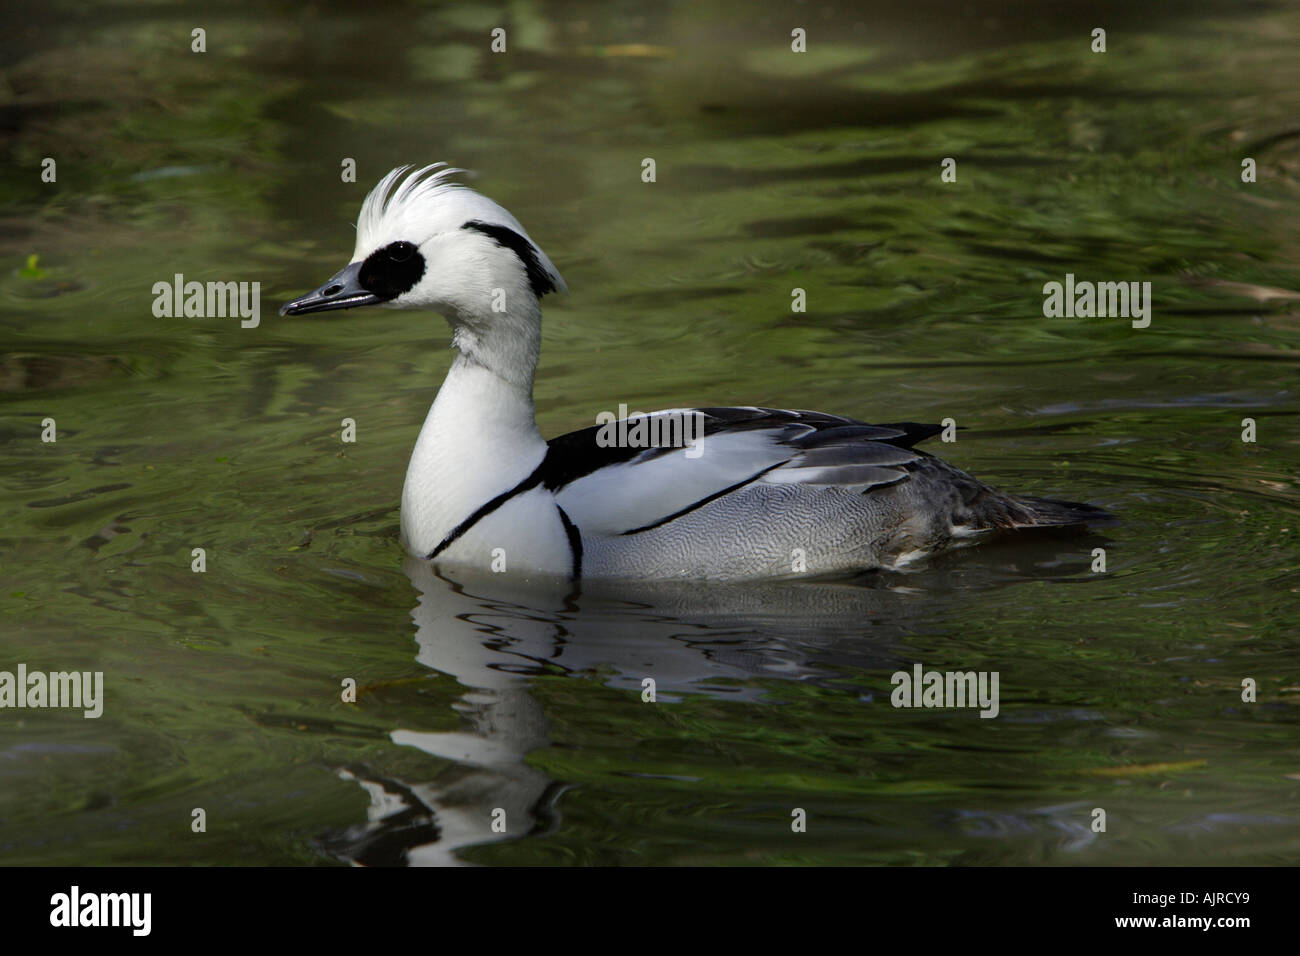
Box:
326;531;1110;865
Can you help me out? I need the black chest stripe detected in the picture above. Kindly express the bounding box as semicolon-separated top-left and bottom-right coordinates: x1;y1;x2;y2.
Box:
425;467;545;560
556;505;583;580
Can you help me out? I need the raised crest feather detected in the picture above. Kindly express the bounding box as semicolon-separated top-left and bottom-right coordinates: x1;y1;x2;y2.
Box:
355;163;468;255
351;163;566;294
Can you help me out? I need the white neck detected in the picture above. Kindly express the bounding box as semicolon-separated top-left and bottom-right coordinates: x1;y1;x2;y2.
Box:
399;292;548;558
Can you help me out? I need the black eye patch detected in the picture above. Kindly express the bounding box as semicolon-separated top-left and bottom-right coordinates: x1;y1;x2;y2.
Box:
359;241;426;299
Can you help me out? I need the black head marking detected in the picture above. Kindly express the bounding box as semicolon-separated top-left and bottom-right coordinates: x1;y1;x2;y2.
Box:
461;220;557;297
359;240;426;300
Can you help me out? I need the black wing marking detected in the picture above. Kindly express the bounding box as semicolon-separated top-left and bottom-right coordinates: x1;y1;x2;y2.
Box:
540;406;942;493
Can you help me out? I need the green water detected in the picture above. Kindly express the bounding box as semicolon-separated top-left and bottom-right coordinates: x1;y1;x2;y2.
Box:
2;0;1298;865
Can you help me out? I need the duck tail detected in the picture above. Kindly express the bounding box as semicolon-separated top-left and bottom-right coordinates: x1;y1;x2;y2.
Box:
1004;494;1116;529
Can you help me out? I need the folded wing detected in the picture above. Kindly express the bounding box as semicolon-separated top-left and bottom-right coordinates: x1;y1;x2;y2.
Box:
543;406;940;536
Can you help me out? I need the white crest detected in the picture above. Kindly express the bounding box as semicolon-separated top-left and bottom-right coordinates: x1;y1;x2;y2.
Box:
351;164;566;294
355;163;465;255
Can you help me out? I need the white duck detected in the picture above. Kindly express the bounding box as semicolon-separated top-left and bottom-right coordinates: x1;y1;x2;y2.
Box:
282;164;1111;580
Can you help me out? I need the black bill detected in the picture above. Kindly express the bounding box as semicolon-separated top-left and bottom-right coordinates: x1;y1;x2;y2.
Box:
279;261;386;316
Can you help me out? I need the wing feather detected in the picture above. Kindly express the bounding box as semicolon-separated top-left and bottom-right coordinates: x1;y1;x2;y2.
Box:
546;406;937;535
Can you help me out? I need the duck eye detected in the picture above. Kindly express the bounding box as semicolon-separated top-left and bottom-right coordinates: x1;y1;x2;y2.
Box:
387;241;416;262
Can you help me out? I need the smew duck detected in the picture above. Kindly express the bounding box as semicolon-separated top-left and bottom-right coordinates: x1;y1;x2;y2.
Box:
281;164;1111;580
